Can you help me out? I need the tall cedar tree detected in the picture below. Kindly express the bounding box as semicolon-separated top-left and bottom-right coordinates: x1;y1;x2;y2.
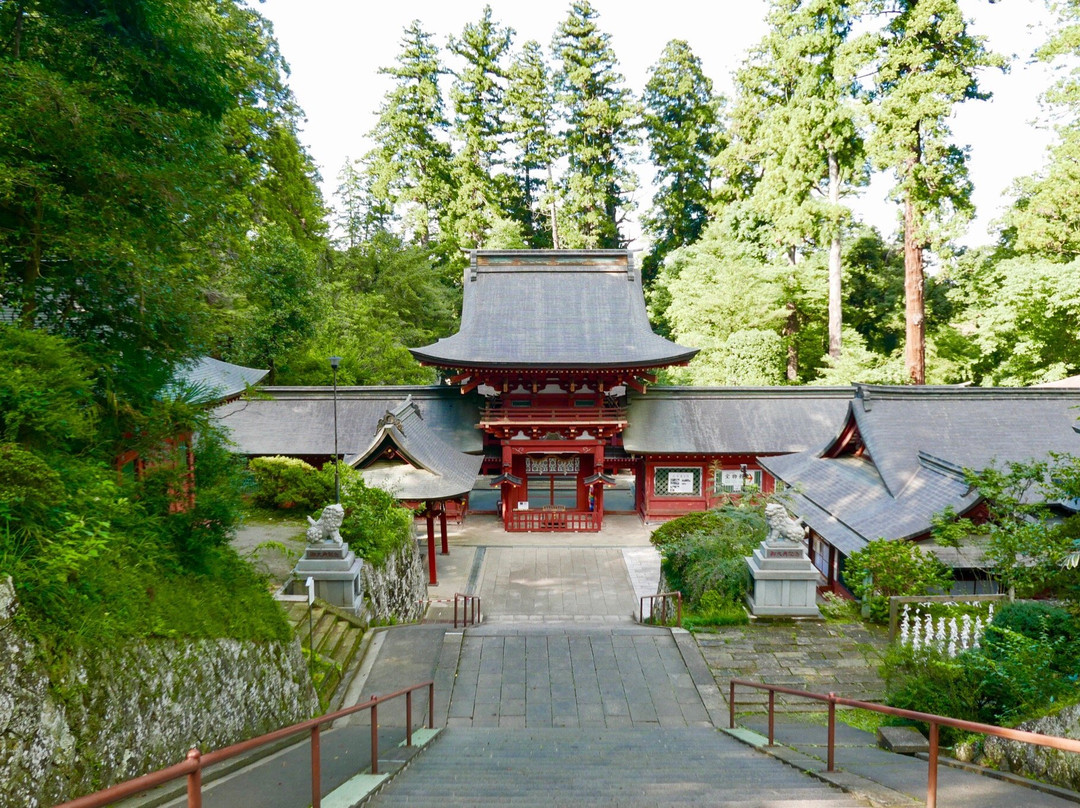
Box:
722;0;864;376
867;0;1003;384
447;6;516;248
506;40;562;248
366;21;454;247
640;40;724;289
552;1;640;248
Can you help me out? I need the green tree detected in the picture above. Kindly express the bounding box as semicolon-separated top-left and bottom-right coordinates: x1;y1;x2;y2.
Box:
219;226;319;383
640;39;725;289
551;0;640;248
365;21;454;246
999;2;1080;259
866;0;1004;384
447;5;518;248
651;219;792;384
720;0;865;375
506;40;562;248
947;254;1080;385
845;538;952;622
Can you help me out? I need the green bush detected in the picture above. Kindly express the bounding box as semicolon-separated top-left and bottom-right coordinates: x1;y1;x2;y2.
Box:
651;506;764;610
337;470;413;567
683;590;751;629
248;455;333;510
987;601;1080;673
845;539;952;623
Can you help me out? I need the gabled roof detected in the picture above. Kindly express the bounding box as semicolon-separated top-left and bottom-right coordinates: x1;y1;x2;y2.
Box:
171;357;268;403
353;397;483;500
622;386;852;455
763;385;1080;556
844;385;1080;497
214;386;483;461
410;250;698;370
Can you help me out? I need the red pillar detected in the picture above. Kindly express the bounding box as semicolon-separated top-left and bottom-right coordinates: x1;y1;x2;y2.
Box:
594;443;605;529
426;506;437;585
439;505;448;554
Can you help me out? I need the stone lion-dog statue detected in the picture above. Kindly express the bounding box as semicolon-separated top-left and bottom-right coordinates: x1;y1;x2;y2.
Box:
764;503;806;546
306;503;345;545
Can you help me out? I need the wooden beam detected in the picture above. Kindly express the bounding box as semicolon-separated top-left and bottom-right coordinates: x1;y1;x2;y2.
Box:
460;377;483;395
448;370;472;384
624;377;647;395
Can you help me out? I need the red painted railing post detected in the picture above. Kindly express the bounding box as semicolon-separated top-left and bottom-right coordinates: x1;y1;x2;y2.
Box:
454;594;459;628
185;748;202;808
406;690;413;747
370;696;379;775
676;592;682;627
428;682;435;729
767;690;775;746
927;722;939;808
827;693;836;772
311;726;321;808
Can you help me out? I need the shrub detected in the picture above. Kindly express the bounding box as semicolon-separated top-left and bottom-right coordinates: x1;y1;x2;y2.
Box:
337;470;413;567
652;506;764;610
248;455;332;510
986;601;1080;675
845;539;952;623
683;590;751;629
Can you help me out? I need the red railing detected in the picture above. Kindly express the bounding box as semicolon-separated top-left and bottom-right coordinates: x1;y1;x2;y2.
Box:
56;680;436;808
506;509;599;531
478;405;627;425
454;593;482;628
640;591;682;626
728;679;1080;808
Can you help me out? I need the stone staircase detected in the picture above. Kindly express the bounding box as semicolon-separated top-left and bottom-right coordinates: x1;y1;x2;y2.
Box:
282;599;365;709
364;727;870;807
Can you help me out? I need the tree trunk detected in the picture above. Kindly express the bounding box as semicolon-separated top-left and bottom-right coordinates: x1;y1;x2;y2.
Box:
903;195;926;385
784;246;798;382
827;151;842;359
547;164;560;249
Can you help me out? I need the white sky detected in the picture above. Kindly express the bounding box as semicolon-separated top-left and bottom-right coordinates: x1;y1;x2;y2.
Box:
258;0;1059;249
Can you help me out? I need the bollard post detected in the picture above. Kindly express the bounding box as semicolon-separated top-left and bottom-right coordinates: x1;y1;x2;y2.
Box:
185;749;202;808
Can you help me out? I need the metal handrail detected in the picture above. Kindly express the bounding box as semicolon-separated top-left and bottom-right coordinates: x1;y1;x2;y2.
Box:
640;592;682;626
728;678;1080;808
56;679;436;808
454;593;481;628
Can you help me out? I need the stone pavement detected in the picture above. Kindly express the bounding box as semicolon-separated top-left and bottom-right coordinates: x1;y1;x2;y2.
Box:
127;513;1080;808
697;620;890;712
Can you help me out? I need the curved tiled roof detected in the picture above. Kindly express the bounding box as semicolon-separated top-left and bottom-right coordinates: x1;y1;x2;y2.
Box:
353;397;482;500
410;250;697;370
622;386;852;454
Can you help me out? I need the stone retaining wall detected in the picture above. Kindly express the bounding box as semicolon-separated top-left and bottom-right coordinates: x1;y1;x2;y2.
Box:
962;703;1080;791
362;537;426;624
0;580;318;807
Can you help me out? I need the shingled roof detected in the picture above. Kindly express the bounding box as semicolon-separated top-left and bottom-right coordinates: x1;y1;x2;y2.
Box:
760;385;1080;557
167;357;268;403
622;386;852;455
353;396;483;500
410;250;698;370
214;386;483;462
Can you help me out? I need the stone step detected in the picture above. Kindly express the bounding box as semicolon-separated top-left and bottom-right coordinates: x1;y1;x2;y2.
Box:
310;610;339;651
329;623;363;669
366;728;867;807
320;617;349;657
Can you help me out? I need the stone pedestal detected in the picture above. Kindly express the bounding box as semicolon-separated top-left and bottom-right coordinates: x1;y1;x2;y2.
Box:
745;541;821;617
292;542;365;614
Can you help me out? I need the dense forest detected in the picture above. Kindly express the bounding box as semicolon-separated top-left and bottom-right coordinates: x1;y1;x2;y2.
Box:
3;0;1080;407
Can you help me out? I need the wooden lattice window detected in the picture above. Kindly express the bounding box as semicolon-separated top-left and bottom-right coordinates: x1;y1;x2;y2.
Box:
653;467;701;497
